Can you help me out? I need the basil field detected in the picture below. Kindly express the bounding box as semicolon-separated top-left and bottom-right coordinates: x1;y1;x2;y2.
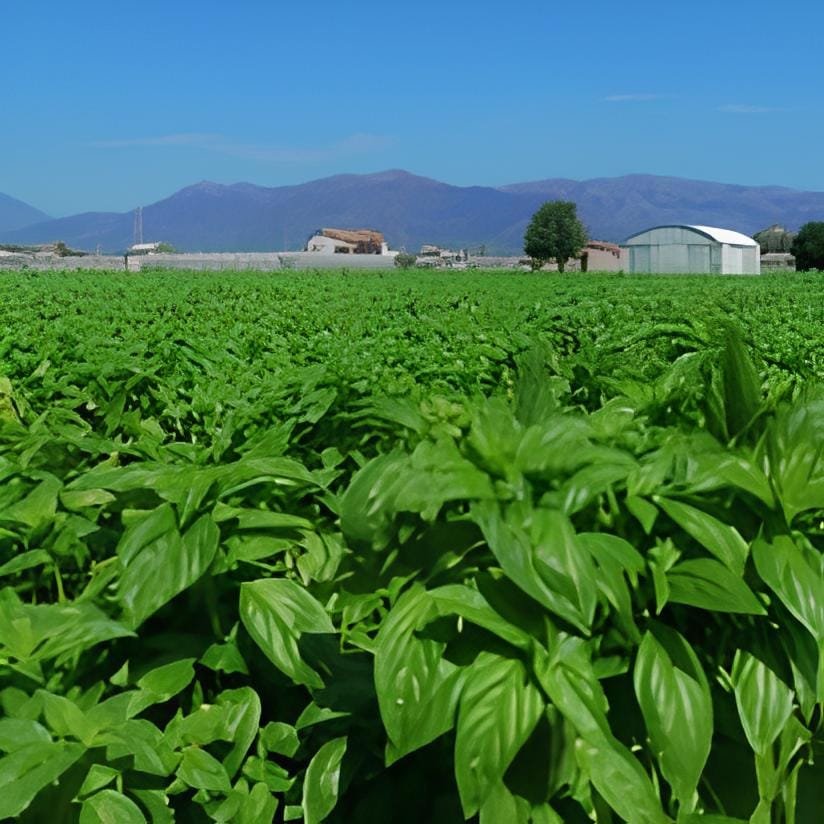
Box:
0;269;822;823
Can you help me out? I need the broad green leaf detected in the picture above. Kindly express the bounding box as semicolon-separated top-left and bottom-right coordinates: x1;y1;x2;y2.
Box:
218;687;262;777
780;618;820;721
626;495;659;534
200;640;249;675
116;503;177;566
532;637;611;742
60;488;116;511
0;718;51;752
100;718;179;777
136;657;196;697
580;532;645;637
634;631;712;806
0;593;134;664
720;325;762;438
429;584;533;650
0;549;52;578
236;782;279;824
473;501;596;633
479;781;532;824
3;476;62;528
302;736;347;824
765;396;824;522
560;459;637;515
232;509;315;531
177;746;232;792
41;692;96;745
575;738;670;824
130;789;173;824
240;578;334;689
731;651;795;756
80;789;146;824
260;722;300;758
454;653;544;817
297;531;344;584
120;514;219;627
374;585;463;762
0;741;84;819
666;559;765;615
76;763;120;799
752;536;824;642
656;497;748;574
339;451;410;546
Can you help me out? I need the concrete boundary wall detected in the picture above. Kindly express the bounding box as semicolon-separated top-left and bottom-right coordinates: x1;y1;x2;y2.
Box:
135;253;397;271
0;252;400;272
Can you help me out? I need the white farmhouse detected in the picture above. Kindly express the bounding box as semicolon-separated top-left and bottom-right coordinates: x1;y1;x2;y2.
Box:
622;225;760;274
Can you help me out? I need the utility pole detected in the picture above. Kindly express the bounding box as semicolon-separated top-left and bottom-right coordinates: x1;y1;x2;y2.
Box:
133;207;143;246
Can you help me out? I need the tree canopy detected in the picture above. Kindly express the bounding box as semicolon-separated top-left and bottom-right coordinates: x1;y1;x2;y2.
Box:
791;221;824;271
524;201;587;272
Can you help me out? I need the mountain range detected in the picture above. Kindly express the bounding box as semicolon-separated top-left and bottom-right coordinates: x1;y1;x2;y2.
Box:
0;192;51;234
3;170;824;254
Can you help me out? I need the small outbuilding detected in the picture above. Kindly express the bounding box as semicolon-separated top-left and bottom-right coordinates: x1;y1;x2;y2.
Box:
622;225;760;274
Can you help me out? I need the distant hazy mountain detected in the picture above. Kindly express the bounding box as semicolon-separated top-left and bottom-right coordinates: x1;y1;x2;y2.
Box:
4;171;824;254
0;192;50;234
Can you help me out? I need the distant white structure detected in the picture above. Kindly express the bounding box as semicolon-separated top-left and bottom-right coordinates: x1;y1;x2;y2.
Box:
623;225;760;274
305;228;396;257
128;242;162;254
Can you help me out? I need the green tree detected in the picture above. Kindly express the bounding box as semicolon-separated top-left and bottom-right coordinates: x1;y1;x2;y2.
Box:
791;221;824;271
394;252;417;269
524;201;587;272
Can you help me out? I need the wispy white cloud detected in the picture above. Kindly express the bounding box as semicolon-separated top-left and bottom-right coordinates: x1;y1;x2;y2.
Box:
89;132;393;163
603;93;669;103
717;103;781;114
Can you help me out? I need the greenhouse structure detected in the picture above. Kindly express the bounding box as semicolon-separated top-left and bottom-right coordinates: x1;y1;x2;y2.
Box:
622;225;760;274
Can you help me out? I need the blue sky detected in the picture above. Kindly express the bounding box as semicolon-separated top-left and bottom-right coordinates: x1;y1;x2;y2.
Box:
4;0;823;216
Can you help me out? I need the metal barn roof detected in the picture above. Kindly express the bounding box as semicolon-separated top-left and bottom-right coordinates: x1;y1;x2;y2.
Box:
686;225;758;247
624;225;758;247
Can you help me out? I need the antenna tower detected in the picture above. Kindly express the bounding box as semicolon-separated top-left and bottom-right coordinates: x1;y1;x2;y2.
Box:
133;207;144;245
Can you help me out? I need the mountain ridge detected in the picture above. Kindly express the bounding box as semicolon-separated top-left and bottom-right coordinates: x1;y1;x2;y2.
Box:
0;192;51;234
3;171;823;254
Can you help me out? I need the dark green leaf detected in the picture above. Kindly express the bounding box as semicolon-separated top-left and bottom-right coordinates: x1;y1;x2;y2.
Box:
120;514;219;627
752;536;824;642
731;651;795;756
634;631;712;805
454;653;544;817
0;741;84;819
177;746;232;792
575;738;670;824
240;578;334;689
656;497;748;573
302;736;347;824
80;789;146;824
374;586;463;762
667;559;765;615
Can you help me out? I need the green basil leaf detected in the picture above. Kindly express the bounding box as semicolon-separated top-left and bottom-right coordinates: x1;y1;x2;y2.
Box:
634;631;712;805
79;789;146;824
731;651;795;756
177;746;232;792
454;653;544;817
240;578;334;689
667;559;765;614
752;536;824;642
656;497;748;574
575;738;670;824
374;586;463;763
302;736;347;824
